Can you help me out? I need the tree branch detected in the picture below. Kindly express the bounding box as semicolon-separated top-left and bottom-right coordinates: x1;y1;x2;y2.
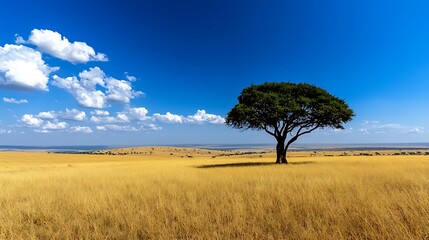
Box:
296;124;320;138
263;126;275;137
284;124;320;154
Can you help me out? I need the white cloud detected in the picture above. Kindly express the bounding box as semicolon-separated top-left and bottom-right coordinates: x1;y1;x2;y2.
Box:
357;128;370;135
96;126;107;131
105;77;141;103
78;66;106;89
21;110;94;133
124;72;137;82
153;112;184;124
332;120;425;135
0;44;58;91
22;107;222;134
126;107;150;121
90;107;161;131
21;29;107;64
140;123;162;131
103;124;139;131
37;111;56;119
91;110;109;116
52;74;106;108
36;109;86;121
21;115;67;131
186;110;225;124
407;128;424;134
52;67;142;108
117;113;129;122
91;107;150;124
361;121;424;134
90;116;115;123
61;108;86;121
14;35;25;44
34;129;50;133
21;114;44;127
152;110;224;125
90;114;127;124
43;121;68;130
3;97;28;104
70;126;92;133
0;129;12;134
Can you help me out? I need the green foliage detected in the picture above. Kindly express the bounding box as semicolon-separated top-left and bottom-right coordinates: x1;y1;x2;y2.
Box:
226;82;353;131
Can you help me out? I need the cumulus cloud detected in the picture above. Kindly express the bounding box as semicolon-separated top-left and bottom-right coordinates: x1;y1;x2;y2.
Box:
21;107;222;134
36;109;86;121
90;116;119;124
21;110;93;133
21;114;44;127
70;126;92;133
94;120;160;131
20;29;107;64
43;121;68;130
52;67;142;108
104;77;139;103
141;123;162;131
126;107;149;121
91;110;109;116
0;44;58;91
152;110;224;124
186;110;225;124
90;107;150;124
117;113;129;122
21;114;66;132
37;111;56;119
3;97;28;104
61;108;86;121
90;113;128;124
153;112;184;124
96;126;107;131
52;72;106;108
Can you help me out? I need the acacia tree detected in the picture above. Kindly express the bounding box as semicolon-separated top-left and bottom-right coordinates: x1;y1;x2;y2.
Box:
225;82;354;164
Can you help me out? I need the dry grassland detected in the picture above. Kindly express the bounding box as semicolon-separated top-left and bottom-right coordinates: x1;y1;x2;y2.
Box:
0;147;428;239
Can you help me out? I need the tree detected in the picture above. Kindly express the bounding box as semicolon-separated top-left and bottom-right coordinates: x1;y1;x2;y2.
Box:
225;82;354;164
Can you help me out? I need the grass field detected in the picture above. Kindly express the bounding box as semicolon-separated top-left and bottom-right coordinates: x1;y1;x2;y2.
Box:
0;147;428;239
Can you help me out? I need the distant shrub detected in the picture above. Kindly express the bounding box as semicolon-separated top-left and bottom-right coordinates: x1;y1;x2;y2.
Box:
359;153;372;156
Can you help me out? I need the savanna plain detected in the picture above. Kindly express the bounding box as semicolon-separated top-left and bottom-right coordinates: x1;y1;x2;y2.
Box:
0;147;428;239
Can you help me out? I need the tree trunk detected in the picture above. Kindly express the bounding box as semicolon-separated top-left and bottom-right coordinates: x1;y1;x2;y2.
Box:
281;147;288;164
276;141;286;164
282;137;297;164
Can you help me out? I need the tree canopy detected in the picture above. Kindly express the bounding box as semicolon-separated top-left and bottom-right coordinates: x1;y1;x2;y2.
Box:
226;82;354;163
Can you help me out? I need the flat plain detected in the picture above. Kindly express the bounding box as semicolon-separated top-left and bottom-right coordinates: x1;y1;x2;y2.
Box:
0;147;428;239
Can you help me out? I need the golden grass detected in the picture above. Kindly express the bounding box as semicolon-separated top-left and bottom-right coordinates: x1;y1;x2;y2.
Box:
0;148;428;239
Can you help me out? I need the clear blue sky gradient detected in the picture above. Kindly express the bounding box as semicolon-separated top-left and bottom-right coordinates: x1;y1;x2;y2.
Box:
1;0;429;145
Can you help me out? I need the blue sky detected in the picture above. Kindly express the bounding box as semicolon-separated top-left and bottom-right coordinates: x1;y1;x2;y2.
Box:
1;0;429;146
